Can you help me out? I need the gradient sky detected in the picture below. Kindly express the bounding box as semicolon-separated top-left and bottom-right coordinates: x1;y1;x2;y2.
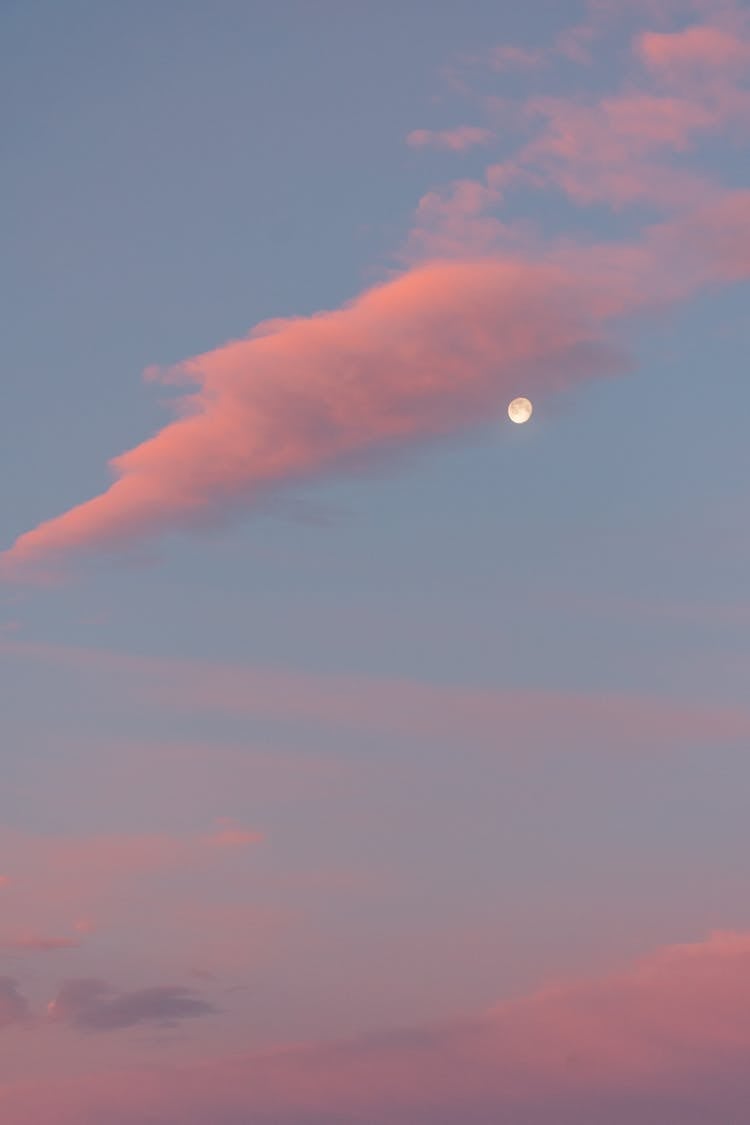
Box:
2;0;750;1120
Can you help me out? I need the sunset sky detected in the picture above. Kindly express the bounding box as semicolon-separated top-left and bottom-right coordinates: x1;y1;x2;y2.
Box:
2;0;750;1120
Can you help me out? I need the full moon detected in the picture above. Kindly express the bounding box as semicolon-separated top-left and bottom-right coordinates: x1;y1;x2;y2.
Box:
508;396;533;424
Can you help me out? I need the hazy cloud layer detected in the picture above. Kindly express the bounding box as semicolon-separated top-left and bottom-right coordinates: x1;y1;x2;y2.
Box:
1;936;80;954
3;932;750;1120
0;978;29;1028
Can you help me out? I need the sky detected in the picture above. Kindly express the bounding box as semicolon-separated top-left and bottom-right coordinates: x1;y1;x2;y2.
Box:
1;0;750;1120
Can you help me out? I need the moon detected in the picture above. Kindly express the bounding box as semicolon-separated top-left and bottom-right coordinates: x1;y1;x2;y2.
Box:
508;396;533;424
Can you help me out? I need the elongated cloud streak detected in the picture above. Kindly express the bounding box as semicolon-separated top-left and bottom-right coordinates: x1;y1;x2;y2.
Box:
7;637;750;750
1;259;628;569
0;820;263;954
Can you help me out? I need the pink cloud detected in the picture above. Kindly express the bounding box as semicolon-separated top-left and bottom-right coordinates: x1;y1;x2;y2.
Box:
2;823;263;883
204;819;264;849
0;257;632;570
404;178;516;259
638;23;750;72
0;821;264;955
29;824;263;878
414;13;750;254
6;638;750;752
662;188;750;282
166;663;750;749
406;126;492;152
2;8;750;574
515;91;722;209
3;931;750;1121
491;24;598;70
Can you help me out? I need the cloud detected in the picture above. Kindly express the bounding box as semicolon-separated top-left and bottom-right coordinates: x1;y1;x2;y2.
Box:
7;638;750;753
638;23;750;72
0;258;630;571
1;936;80;953
410;14;750;255
205;819;264;849
0;822;262;882
503;90;720;211
3;10;749;575
48;979;217;1032
406;126;493;152
4;932;750;1120
0;818;263;957
0;978;29;1028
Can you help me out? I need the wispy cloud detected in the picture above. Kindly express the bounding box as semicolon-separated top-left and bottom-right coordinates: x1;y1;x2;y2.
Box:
5;638;750;751
0;818;263;957
406;126;493;152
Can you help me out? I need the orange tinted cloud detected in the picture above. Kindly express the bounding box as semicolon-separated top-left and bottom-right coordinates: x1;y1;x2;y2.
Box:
3;931;750;1122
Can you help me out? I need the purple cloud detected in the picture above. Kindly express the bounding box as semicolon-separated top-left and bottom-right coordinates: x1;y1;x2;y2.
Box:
48;979;217;1031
